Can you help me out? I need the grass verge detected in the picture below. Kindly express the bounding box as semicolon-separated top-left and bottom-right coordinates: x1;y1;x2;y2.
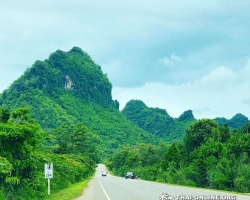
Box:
44;175;94;200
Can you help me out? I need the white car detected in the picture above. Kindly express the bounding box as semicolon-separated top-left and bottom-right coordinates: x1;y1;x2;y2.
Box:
102;171;107;176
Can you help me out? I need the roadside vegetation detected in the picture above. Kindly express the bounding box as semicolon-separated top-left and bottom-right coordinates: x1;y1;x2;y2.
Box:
108;119;250;193
0;107;96;199
44;175;93;200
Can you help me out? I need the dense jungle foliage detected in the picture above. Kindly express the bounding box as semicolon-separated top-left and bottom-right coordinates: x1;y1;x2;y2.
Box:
108;119;250;193
214;113;249;129
123;100;249;141
122;100;196;142
3;47;116;108
0;107;96;199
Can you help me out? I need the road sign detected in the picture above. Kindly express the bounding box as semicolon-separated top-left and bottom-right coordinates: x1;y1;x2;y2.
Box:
44;163;53;179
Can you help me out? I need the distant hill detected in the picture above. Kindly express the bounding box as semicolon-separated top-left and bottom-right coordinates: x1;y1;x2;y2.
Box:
0;47;161;155
214;113;249;129
122;100;195;142
122;100;249;142
236;121;250;134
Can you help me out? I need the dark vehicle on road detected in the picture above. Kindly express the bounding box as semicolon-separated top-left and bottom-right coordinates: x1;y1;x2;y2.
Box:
125;172;135;179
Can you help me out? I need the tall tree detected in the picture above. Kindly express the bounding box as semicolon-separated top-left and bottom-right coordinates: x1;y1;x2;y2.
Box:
183;119;218;153
0;107;45;195
53;123;98;161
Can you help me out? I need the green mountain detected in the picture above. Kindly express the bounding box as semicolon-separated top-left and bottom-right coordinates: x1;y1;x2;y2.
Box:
2;47;116;108
121;99;249;142
121;100;195;142
0;47;160;156
214;113;249;129
236;121;250;134
178;109;196;124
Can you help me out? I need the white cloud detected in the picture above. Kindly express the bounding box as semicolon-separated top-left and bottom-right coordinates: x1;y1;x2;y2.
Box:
158;54;182;67
200;66;236;84
242;59;250;79
161;58;174;67
171;54;182;61
113;61;250;119
197;66;238;92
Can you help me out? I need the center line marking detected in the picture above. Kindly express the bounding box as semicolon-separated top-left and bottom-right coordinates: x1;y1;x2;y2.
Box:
98;178;111;200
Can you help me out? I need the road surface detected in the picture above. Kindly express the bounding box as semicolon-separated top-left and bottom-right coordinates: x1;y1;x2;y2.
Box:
75;164;249;200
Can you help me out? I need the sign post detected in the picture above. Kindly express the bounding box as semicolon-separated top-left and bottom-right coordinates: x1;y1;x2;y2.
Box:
44;163;53;195
48;178;50;195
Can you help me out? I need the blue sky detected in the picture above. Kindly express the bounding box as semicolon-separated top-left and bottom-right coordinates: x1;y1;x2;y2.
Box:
1;0;250;119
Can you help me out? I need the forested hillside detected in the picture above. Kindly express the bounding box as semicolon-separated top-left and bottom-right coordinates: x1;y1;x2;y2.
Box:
122;100;195;142
122;100;249;141
0;47;161;157
214;113;249;129
2;47;116;108
108;119;250;193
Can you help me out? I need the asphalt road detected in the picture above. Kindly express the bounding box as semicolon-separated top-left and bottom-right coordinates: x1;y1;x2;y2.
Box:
75;164;250;200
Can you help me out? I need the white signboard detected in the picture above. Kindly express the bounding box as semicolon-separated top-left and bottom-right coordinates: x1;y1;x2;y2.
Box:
44;163;53;179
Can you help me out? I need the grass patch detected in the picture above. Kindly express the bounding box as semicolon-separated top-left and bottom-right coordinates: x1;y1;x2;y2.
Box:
44;175;94;200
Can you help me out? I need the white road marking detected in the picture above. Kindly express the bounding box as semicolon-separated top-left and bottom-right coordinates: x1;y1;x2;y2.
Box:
98;178;111;200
